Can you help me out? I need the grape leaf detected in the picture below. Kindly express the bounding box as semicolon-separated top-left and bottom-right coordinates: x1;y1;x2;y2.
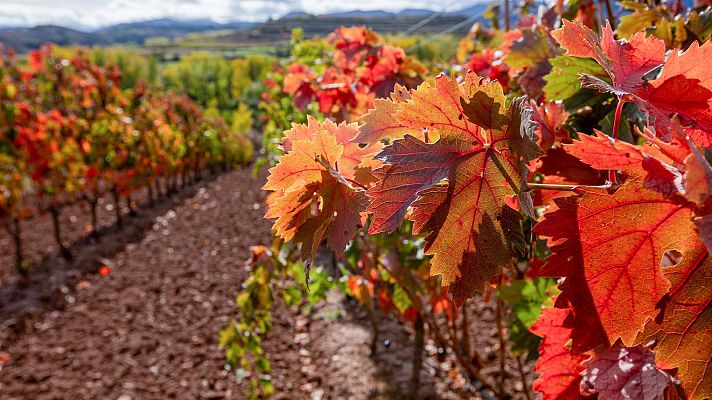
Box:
564;129;689;198
551;20;665;95
554;20;664;93
365;75;538;303
637;249;712;400
534;176;700;350
281;116;381;181
392;284;413;313
551;19;712;146
617;3;664;40
504;27;557;99
582;345;675;400
535;147;604;186
352;83;413;144
505;28;554;70
530;307;587;400
531;100;571;150
639;40;712;145
366;134;465;234
563;129;645;172
671;117;712;206
543;55;610;106
263;120;376;259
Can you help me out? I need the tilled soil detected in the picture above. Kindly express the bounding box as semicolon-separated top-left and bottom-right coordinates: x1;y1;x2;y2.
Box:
0;180;154;284
0;170;299;399
0;168;534;399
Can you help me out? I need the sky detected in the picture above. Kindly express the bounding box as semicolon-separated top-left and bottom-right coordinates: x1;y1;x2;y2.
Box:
0;0;480;30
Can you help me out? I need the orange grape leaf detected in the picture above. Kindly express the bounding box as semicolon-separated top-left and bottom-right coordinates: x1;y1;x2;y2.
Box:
530;306;587;400
280;116;381;181
582;345;675;400
533;176;700;351
263;121;371;259
365;74;539;303
352;83;413;144
637;249;712;400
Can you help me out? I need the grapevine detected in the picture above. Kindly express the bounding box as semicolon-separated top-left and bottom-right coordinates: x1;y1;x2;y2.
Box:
0;45;253;272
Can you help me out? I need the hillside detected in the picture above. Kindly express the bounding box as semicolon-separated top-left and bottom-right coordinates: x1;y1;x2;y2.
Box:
0;5;488;53
0;19;256;53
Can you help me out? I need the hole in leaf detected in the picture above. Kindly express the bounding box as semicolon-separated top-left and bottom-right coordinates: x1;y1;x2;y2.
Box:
661;249;682;268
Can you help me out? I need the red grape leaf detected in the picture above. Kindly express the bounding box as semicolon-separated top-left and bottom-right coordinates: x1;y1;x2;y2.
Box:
365;75;538;303
552;20;712;146
641;156;684;197
684;148;712;206
393;73;487;144
532;100;571;150
640;41;712;144
551;20;665;95
533;176;700;350
536;147;604;186
695;215;712;255
563;130;644;173
283;63;317;109
565;130;686;197
366;134;465;234
410;185;448;235
637;249;712;400
533;147;605;209
263;121;370;259
530;306;587;400
670;118;712;206
582;345;675;400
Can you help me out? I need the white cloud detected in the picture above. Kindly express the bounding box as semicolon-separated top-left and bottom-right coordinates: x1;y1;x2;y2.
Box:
0;0;480;29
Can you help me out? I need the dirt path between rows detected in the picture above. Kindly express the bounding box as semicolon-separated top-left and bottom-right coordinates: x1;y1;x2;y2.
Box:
0;169;300;399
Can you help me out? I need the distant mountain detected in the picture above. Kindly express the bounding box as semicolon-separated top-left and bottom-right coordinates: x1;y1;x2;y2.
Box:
0;25;102;52
397;9;435;17
325;10;396;18
94;18;255;45
260;10;480;41
0;19;257;53
0;5;491;53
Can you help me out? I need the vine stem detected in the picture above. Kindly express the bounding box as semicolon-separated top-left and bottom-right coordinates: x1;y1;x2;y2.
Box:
373;248;499;397
461;302;473;362
111;186;123;228
516;353;532;400
343;176;368;190
11;217;25;275
88;195;99;238
602;0;616;26
609;98;626;184
50;205;72;260
495;295;507;396
504;0;511;31
410;315;425;397
525;181;612;192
